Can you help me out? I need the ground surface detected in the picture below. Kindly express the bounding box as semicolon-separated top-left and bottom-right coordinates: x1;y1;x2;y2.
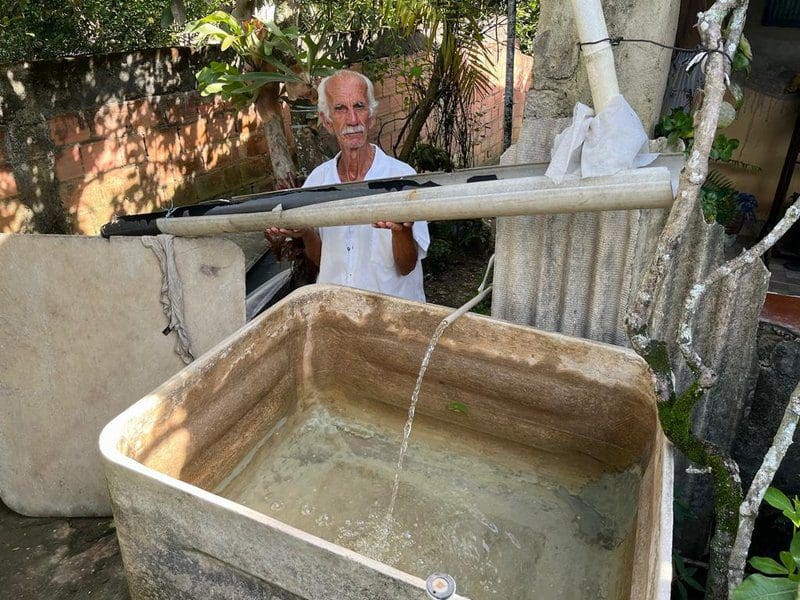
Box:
424;248;494;308
0;249;487;600
0;501;128;600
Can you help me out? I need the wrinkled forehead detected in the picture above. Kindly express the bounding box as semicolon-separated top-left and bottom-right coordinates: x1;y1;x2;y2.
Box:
326;75;369;106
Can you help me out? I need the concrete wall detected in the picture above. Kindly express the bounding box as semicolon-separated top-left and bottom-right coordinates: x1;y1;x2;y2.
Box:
524;0;679;133
720;90;800;219
0;234;246;517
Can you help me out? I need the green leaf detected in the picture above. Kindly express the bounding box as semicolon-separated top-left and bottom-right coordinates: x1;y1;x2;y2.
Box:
733;50;751;73
784;509;800;529
751;557;790;576
780;552;797;574
791;532;800;563
729;81;745;110
733;574;798;600
448;402;469;415
220;35;235;52
202;82;226;94
739;34;753;61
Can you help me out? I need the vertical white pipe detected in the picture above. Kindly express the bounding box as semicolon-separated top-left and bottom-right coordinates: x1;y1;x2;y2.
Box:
570;0;620;111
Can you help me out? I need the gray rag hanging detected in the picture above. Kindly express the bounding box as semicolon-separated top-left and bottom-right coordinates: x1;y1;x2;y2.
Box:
141;235;194;364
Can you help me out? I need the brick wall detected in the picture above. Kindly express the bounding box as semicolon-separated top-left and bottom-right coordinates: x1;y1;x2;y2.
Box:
371;42;534;166
1;44;532;235
0;47;274;235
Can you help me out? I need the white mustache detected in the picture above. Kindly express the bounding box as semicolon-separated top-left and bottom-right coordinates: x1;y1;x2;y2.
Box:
342;125;365;135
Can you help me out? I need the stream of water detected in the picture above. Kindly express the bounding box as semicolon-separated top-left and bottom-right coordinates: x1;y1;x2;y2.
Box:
380;318;451;555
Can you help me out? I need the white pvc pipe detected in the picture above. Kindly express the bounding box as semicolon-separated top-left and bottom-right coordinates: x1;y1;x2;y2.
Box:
156;166;673;236
570;0;621;111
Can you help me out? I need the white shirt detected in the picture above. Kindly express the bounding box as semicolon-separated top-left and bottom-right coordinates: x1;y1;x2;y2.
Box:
303;145;430;302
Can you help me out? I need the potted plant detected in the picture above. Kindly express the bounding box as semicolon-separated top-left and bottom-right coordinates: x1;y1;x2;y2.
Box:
700;170;757;235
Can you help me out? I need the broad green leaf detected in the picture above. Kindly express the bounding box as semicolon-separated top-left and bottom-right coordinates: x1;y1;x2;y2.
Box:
784;509;800;529
751;557;790;576
220;36;235;52
739;34;753;61
675;580;688;600
201;82;226;94
733;574;798;600
791;532;800;563
729;82;745;110
780;551;797;574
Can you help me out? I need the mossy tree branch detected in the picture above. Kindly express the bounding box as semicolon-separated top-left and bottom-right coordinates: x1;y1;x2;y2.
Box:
624;1;758;598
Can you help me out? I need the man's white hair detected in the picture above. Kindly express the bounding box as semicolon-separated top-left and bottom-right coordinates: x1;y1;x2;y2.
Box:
317;70;379;119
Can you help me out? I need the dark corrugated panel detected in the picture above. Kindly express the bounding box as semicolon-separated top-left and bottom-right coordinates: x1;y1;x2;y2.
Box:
660;49;705;117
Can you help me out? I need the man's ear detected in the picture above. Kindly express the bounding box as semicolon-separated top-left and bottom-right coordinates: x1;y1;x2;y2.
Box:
319;112;334;134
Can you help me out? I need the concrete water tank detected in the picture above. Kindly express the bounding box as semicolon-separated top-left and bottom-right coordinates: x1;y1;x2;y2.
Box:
100;285;672;599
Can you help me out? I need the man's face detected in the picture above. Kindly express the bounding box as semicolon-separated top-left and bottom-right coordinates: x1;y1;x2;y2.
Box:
321;76;373;152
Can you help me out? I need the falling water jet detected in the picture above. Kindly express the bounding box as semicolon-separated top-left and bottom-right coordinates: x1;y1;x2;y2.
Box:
375;256;495;557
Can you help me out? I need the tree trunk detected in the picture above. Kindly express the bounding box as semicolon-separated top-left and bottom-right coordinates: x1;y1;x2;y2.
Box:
170;0;186;27
256;84;297;188
398;46;445;164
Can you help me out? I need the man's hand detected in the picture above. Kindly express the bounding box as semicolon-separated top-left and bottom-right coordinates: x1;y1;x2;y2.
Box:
373;221;417;275
372;221;413;231
265;227;308;240
264;227;322;267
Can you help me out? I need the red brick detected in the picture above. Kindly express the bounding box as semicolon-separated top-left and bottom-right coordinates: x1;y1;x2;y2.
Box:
245;134;269;157
141;150;203;187
206;112;237;141
92;103;129;137
153;175;196;208
54;145;83;181
1;197;33;233
80;137;127;175
126;133;147;164
198;94;236;118
249;176;276;193
126;99;163;130
195;169;229;200
222;164;240;188
163;92;201;125
0;167;18;200
202;140;237;170
177;119;208;150
49;113;92;146
192;165;241;200
239;156;268;183
61;165;145;234
237;105;261;131
144;127;182;162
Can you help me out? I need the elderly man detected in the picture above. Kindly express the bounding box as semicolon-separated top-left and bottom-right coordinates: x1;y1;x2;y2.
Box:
267;70;429;302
